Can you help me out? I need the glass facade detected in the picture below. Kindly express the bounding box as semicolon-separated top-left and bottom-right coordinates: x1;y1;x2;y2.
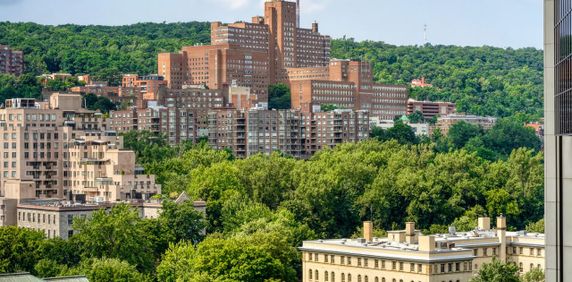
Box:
556;0;572;134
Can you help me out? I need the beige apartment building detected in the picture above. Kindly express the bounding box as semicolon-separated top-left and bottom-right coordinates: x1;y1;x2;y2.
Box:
301;217;544;282
0;93;160;202
435;114;497;135
67;134;161;202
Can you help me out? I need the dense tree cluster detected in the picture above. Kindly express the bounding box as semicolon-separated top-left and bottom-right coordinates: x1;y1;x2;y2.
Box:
0;22;210;84
0;200;206;281
268;83;291;110
0;73;42;103
471;259;544;282
372;118;542;161
128;132;543;237
0;134;544;280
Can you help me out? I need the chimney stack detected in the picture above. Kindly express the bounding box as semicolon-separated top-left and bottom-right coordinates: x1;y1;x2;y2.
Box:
363;221;373;242
312;22;319;33
478;217;491;231
497;215;507;262
405;222;417;244
419;236;435;252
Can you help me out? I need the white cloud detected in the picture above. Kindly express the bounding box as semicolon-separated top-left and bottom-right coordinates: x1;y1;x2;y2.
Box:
300;0;327;13
212;0;251;10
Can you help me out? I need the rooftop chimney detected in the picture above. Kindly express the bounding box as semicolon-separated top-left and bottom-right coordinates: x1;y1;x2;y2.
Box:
478;217;491;231
497;215;507;230
363;221;373;242
312;22;319;33
405;222;415;235
419;236;435;252
405;222;417;244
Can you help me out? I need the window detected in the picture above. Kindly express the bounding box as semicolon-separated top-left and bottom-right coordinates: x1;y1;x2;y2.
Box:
473;249;478;256
364;258;368;267
316;270;319;280
309;253;313;261
325;271;329;281
399;262;404;271
331;272;335;282
309;269;313;279
342;273;345;282
519;262;523;272
375;259;379;268
358;258;361;266
68;230;74;238
410;263;414;272
325;254;329;263
358;275;361;282
341;256;345;264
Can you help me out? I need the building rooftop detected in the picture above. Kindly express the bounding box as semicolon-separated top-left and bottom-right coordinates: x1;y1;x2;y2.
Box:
0;273;88;282
301;218;545;262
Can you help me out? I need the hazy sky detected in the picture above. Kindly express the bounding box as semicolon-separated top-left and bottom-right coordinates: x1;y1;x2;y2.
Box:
0;0;543;49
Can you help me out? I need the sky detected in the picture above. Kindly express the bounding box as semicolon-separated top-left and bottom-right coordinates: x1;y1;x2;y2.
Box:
0;0;543;49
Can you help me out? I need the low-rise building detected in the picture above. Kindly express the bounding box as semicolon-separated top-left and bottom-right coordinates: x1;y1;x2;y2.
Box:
15;198;206;239
407;99;456;120
300;217;544;282
436;114;497;135
0;93;160;201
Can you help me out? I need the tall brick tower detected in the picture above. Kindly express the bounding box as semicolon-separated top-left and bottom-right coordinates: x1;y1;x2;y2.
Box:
265;0;298;82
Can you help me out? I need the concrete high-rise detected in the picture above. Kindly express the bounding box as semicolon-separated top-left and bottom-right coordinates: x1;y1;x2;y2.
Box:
545;0;572;281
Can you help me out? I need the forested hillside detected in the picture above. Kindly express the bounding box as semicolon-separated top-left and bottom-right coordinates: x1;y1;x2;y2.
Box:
332;39;544;119
0;22;543;119
0;22;210;84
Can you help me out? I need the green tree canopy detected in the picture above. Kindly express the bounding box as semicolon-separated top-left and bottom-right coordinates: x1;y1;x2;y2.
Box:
71;204;155;272
268;83;291;110
471;259;520;282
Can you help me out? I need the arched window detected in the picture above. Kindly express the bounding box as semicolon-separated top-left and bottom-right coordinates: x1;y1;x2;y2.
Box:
365;276;368;282
325;271;329;281
375;277;379;282
316;270;319;280
348;274;352;282
332;272;335;282
358;275;362;282
309;269;313;280
342;273;345;282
